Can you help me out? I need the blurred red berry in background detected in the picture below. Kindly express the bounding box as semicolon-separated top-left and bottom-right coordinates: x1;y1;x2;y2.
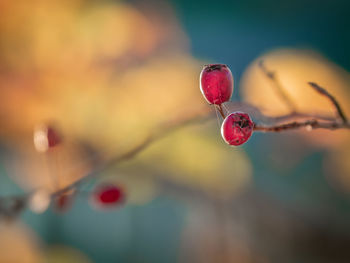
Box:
33;124;62;152
92;184;125;208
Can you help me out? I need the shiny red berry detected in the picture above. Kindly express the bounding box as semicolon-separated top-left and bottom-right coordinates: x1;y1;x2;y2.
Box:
93;184;124;208
221;112;254;146
200;64;234;105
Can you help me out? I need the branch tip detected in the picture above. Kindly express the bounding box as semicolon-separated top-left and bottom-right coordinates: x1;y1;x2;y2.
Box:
308;82;348;123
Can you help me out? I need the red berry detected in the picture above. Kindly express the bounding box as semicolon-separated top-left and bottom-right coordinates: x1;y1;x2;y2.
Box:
93;184;124;207
221;112;254;146
33;124;62;152
200;64;233;105
47;126;62;148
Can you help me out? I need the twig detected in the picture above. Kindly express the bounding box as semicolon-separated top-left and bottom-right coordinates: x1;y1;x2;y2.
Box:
308;82;348;123
215;104;226;119
0;113;213;217
225;101;335;123
254;119;350;132
259;60;298;112
50;113;212;197
52;137;154;197
255;62;349;132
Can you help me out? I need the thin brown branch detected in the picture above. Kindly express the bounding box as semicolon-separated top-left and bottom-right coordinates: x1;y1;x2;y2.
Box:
267;112;335;123
0;114;213;218
254;119;350;132
0;136;163;217
50;98;349;198
52;114;213;198
52;136;154;197
224;101;335;123
308;82;348;123
259;60;298;112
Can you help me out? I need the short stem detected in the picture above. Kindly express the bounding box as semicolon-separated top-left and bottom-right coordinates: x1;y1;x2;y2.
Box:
216;104;226;119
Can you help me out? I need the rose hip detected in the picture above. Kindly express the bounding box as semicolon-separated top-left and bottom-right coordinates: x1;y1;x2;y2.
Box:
221;112;254;146
200;64;233;105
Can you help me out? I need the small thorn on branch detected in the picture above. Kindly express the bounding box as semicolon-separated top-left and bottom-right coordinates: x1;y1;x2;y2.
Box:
308;82;348;123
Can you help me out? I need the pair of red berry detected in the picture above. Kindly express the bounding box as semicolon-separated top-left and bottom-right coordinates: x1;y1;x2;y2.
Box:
200;64;254;146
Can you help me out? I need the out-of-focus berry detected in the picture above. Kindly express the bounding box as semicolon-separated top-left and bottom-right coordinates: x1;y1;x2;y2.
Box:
92;184;125;209
33;124;62;152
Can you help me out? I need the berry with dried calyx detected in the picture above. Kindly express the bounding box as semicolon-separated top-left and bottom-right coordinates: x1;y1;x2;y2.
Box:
200;64;233;105
221;112;254;146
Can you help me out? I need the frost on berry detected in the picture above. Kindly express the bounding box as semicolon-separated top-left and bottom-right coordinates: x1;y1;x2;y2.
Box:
91;184;125;209
33;124;62;152
200;64;234;105
221;112;254;146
